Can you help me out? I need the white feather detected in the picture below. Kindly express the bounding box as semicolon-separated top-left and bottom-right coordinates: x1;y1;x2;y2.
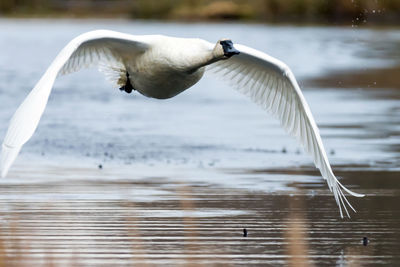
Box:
211;44;364;218
98;61;127;88
1;30;363;218
1;30;149;178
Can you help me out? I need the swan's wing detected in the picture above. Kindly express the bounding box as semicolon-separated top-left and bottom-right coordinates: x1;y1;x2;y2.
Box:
1;30;151;178
209;44;364;218
59;30;150;86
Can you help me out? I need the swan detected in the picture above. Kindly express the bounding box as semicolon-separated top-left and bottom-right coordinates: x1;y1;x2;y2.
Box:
0;30;364;217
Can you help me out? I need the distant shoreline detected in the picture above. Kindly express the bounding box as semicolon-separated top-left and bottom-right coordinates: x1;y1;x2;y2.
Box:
0;0;399;26
1;17;400;29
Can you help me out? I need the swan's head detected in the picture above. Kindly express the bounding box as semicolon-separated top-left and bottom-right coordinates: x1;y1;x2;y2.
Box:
213;39;240;59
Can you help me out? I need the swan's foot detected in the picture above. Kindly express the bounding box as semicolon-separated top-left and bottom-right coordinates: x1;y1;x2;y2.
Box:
119;72;135;94
119;84;133;94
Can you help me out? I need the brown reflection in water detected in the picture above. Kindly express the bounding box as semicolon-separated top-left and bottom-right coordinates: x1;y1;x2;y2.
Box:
0;221;10;266
284;196;314;267
304;65;400;92
344;246;371;267
0;215;26;266
125;201;151;267
177;184;200;266
0;167;398;266
176;184;232;267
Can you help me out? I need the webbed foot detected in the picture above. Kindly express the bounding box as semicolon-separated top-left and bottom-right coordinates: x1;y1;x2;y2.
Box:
119;85;133;94
119;72;135;94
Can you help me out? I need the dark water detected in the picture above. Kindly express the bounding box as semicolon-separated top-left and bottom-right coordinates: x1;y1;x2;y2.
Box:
0;19;399;266
0;167;399;266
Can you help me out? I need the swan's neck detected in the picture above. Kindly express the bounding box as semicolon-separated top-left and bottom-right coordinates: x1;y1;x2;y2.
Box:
186;51;222;74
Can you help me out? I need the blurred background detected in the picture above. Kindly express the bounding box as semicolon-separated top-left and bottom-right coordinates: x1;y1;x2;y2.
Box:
0;0;399;25
0;0;399;266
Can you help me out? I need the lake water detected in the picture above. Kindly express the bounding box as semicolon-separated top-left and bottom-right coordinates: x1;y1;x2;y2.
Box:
0;19;399;266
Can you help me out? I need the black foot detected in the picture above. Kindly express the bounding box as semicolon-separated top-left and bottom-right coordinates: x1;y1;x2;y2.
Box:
119;72;135;94
119;85;133;94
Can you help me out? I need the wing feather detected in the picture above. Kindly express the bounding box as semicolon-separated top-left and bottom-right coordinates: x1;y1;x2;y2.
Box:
1;30;150;177
210;44;364;217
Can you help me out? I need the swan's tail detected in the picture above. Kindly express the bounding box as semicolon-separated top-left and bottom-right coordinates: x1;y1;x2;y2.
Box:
98;61;127;88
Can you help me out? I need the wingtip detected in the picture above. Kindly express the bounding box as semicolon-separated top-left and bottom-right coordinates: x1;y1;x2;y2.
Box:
1;144;22;178
336;179;365;198
1;169;7;178
345;189;365;198
0;158;8;178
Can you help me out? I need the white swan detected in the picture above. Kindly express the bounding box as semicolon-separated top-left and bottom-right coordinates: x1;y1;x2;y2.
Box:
0;30;363;217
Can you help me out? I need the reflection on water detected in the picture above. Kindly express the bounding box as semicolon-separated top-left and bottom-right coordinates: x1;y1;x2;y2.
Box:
284;197;313;267
0;19;399;266
0;167;399;266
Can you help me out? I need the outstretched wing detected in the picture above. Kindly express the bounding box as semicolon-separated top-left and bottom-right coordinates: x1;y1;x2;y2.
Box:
1;30;150;178
209;44;364;218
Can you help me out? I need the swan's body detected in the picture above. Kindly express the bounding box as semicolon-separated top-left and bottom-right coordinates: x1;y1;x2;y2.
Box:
120;36;209;98
1;30;364;217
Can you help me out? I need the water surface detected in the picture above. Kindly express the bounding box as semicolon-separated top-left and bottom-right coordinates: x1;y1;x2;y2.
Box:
0;19;399;266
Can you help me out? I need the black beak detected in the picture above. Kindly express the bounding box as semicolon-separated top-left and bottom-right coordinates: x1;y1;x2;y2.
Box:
220;40;240;58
